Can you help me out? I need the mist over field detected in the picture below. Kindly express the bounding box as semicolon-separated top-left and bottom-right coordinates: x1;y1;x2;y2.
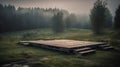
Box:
0;0;120;15
0;0;120;67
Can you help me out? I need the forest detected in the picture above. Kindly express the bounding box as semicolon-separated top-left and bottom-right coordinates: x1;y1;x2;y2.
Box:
0;2;113;33
0;0;120;67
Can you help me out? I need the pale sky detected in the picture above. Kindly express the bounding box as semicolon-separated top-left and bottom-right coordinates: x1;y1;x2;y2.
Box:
0;0;120;15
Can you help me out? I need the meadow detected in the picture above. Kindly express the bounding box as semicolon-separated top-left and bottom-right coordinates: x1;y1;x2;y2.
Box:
0;28;120;67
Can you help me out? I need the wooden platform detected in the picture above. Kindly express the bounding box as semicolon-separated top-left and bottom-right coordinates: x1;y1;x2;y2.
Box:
18;40;111;55
19;40;104;48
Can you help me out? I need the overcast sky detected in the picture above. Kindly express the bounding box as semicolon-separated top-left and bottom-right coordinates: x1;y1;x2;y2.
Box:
0;0;120;15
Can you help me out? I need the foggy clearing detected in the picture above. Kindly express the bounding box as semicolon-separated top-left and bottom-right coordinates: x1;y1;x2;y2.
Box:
0;0;120;67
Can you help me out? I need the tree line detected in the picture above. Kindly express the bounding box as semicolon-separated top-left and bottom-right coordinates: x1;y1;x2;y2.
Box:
0;4;67;33
53;0;113;34
0;3;91;33
0;0;116;34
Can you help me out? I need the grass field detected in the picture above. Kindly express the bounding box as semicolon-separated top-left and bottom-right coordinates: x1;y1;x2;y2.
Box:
0;28;120;67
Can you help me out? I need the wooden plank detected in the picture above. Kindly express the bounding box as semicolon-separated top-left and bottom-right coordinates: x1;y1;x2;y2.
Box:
74;47;91;52
20;40;105;49
79;50;95;54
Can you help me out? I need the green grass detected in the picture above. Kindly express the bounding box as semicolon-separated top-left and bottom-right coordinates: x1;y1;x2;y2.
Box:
0;28;120;67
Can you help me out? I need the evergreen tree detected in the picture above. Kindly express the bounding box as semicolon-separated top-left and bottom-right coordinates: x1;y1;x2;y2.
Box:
65;14;77;29
90;0;107;34
114;5;120;32
105;8;113;29
52;12;65;33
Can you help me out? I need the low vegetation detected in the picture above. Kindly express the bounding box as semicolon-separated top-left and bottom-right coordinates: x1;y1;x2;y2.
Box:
0;0;120;67
0;29;120;67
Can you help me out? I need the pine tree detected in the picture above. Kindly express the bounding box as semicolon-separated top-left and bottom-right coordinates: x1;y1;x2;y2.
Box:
90;0;107;34
114;5;120;32
52;12;65;33
105;8;113;29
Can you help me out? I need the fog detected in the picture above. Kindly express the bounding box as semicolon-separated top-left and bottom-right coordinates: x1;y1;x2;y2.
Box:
0;0;120;15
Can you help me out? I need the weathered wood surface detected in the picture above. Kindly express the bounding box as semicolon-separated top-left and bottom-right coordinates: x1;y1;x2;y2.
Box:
20;40;105;48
